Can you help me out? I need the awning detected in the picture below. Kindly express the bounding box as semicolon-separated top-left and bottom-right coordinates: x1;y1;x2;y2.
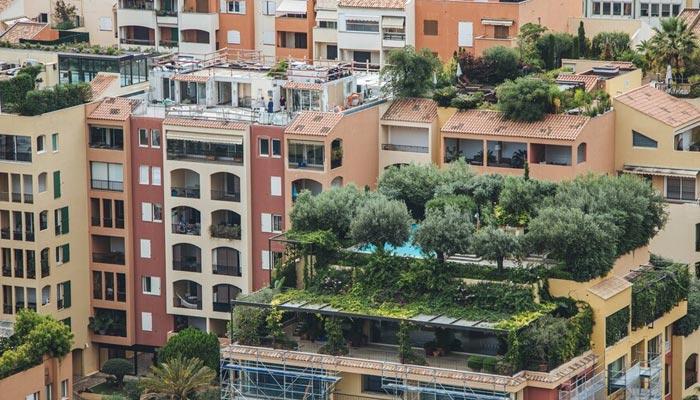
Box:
623;165;700;178
345;16;378;22
481;18;514;26
315;10;337;20
382;16;405;29
171;74;210;83
167;130;243;145
276;0;307;13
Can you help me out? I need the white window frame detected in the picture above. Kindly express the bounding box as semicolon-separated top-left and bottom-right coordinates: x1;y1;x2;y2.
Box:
61;379;68;400
141;312;153;331
271;176;282;196
51;133;59;152
141;202;153;222
151;129;161;148
261;213;272;233
142;276;161;296
458;21;473;47
259;137;270;157
263;0;275;15
153;203;163;222
271;138;282;157
227;30;241;45
37;135;46;154
152;166;162;186
139;128;149;147
139;165;150;185
272;214;283;233
228;0;246;14
140;239;152;258
262;250;271;270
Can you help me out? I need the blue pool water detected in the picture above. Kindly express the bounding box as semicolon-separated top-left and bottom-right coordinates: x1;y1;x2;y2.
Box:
353;225;425;258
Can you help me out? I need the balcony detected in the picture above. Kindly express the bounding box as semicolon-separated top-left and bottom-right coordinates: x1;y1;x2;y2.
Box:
93;252;126;265
120;38;156;46
171;168;200;199
210;210;242;240
89;126;124;150
91;179;124;192
117;3;156;30
156;10;178;26
382;32;406;48
92;235;126;265
90;308;127;337
167;139;244;166
172;206;201;236
213;247;241;276
173;243;202;273
173;279;202;310
211;172;241;202
213;284;241;312
179;12;218;34
382;144;429;153
674;129;700;152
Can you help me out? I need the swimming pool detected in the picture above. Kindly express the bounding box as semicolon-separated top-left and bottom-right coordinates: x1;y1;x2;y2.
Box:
352;225;426;258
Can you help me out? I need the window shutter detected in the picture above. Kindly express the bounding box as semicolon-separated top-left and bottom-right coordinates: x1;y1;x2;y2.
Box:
271;176;281;196
458;22;473;47
263;31;275;45
221;0;228;12
61;207;69;234
153;277;161;295
142;203;153;222
63;281;71;308
262;250;270;269
239;1;246;13
261;213;272;232
152;167;161;186
142;312;153;331
141;239;152;258
53;171;61;199
63;244;70;263
227;30;241;44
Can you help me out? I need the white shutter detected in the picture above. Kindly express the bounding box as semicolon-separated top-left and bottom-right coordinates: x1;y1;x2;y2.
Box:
141;202;153;222
263;31;275;45
458;22;473;47
221;0;228;12
239;1;246;13
141;312;153;332
271;176;281;196
262;250;271;270
152;167;161;186
140;239;152;258
261;213;272;232
139;165;149;185
152;277;161;295
227;30;241;44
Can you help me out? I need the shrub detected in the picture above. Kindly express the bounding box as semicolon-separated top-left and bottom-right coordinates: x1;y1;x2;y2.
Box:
122;380;142;400
425;195;476;214
482;46;520;83
482;357;498;373
432;86;457;107
605;307;630;347
674;280;700;336
450;92;484;110
318;317;348;356
158;328;220;372
17;83;91;115
496;78;556;122
631;264;689;328
467;355;485;371
102;358;132;387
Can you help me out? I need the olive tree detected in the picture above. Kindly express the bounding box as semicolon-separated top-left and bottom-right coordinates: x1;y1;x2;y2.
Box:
381;46;441;98
289;185;365;239
413;205;474;262
378;163;442;219
471;227;520;272
350;195;412;250
496;78;556;122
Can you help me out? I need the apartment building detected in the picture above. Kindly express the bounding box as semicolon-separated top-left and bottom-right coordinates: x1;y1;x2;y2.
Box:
275;0;314;60
557;60;643;97
582;0;693;24
0;104;97;378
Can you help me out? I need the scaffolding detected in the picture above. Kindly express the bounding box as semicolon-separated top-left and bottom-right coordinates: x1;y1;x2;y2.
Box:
607;352;662;400
558;362;606;400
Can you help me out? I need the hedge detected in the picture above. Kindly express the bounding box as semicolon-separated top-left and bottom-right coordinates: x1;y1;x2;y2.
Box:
631;264;689;328
605;306;630;347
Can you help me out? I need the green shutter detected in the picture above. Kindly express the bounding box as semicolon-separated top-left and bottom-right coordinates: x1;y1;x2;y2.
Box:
63;244;70;263
61;317;71;331
61;207;69;234
63;281;71;308
53;171;61;199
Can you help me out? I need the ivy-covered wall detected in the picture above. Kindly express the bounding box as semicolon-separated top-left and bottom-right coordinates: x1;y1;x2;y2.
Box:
606;306;630;347
631;264;689;329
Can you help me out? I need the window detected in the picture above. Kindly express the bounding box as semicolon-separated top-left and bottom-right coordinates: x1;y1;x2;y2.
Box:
271;176;282;196
592;1;601;14
153;204;163;222
319;20;337;29
38;173;47;193
51;133;59;152
633;130;658;148
26;393;39;400
641;2;649;16
140;239;151;258
346;19;379;32
46;384;52;400
142;312;153;331
53;171;61;198
263;31;275;45
55;244;70;264
666;177;696;201
661;3;670;17
42;285;50;305
139;128;149;146
61;379;69;399
263;0;275;15
261;213;272;233
458;22;473;47
353;51;371;63
363;375;402;394
228;0;246;13
288;141;324;166
272;139;281;157
227;30;241;45
139;165;150;185
494;25;509;39
577;143;587;163
272;214;283;232
39;211;48;231
57;281;71;310
602;2;611;14
651;3;659;17
262;250;282;270
607;357;625;395
142;202;153;222
151;130;161;147
260;138;270;156
424;20;438;35
696;223;700;252
54;207;69;235
152;166;161;186
90;162;123;191
37;135;46;153
142;276;161;295
89;127;124;150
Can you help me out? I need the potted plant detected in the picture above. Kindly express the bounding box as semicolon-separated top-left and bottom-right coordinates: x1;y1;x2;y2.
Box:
88;314;113;335
424;340;438;357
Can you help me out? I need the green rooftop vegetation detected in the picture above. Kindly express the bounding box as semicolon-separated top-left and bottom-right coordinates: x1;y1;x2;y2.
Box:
0;309;74;379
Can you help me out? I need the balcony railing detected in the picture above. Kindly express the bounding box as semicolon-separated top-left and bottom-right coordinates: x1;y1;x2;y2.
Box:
11;193;20;202
0;228;8;240
210;224;241;240
0;192;7;201
89;141;124;150
211;190;240;202
171;187;200;199
213;264;241;277
25;231;34;242
23;194;33;204
13;229;22;240
2;304;11;314
120;1;154;9
91;179;124;192
92;252;126;265
381;143;429;153
41;261;49;278
288;161;324;171
173;260;202;272
14;267;23;278
213;302;232;312
156;9;178;16
2;264;10;276
120;38;156;46
159;39;179;48
382;32;406;41
167;149;244;165
172;223;201;236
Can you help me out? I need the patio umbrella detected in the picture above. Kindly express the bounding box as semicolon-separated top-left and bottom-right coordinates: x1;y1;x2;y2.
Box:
433;71;438;86
456;62;463;79
292;184;298;200
665;64;672;86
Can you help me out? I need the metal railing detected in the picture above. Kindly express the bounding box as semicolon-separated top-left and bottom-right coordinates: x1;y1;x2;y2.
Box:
119;1;154;9
159;39;179;48
172;223;201;235
0;150;32;162
213;302;233;312
0;229;8;240
23;194;33;204
171;187;200;199
91;179;124;192
211;190;240;202
120;38;156;46
41;261;49;278
92;252;126;265
89;141;124;150
382;33;406;41
213;264;242;277
25;231;34;242
381;143;429;153
173;260;202;272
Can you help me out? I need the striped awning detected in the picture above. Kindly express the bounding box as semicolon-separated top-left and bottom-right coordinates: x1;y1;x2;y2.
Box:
276;0;307;13
315;10;337;20
623;165;700;178
345;16;378;22
481;19;514;26
382;16;405;28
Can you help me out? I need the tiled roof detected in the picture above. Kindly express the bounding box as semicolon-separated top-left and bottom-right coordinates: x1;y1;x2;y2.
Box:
285;111;343;136
556;73;599;93
679;8;700;24
615;84;700;128
282;81;324;90
0;22;46;44
171;74;210;83
441;110;590;141
89;73;119;100
588;277;632;300
163;118;248;130
338;0;405;9
382;98;437;123
88;97;140;121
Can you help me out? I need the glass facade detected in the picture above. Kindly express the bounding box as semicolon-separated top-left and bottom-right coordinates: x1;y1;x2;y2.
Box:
59;53;149;87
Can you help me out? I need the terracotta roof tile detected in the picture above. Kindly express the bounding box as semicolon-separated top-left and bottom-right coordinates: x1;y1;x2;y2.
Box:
282;81;324;90
163;118;248;130
679;8;700;24
588;276;632;300
441;110;590;141
0;22;47;44
338;0;404;9
88;97;140;121
171;74;210;83
285;111;343;136
89;73;119;100
556;73;599;93
615;84;700;128
382;98;437;123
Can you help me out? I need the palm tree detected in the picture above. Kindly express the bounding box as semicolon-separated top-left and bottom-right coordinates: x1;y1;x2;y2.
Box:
647;17;699;77
140;355;216;400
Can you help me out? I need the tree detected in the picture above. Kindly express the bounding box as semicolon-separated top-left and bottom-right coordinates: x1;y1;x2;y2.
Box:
590;32;631;61
526;207;618;281
517;23;547;68
158;328;220;372
483;46;520;83
536;33;576;69
141;355;216;400
497;176;556;227
289;185;365;239
381;46;440;98
413;205;475;262
496;78;556;122
349;195;412;250
577;21;588;58
53;0;78;29
645;17;698;76
377;163;442;219
471;227;520;272
102;358;132;387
